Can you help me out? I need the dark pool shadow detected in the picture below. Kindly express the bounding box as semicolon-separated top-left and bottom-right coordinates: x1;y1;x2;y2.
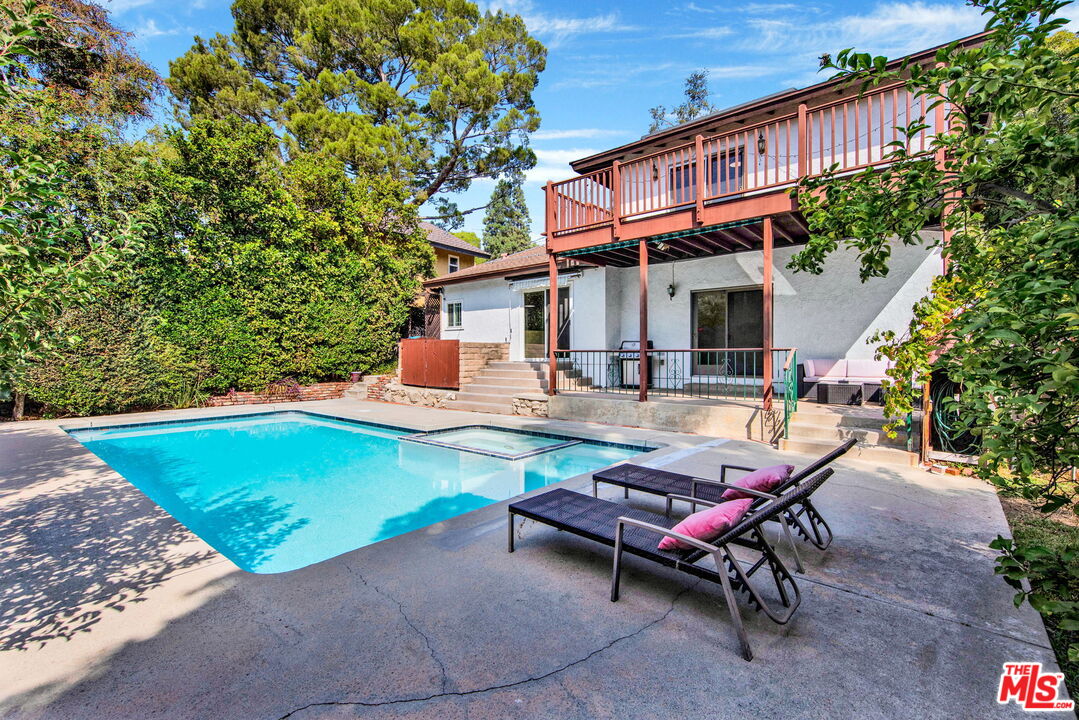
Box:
375;493;493;542
0;433;307;651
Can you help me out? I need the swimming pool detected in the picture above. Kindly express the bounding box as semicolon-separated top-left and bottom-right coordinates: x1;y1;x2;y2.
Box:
67;411;645;573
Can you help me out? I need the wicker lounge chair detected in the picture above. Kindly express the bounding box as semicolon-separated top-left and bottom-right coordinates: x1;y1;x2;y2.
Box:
591;437;855;553
507;469;834;661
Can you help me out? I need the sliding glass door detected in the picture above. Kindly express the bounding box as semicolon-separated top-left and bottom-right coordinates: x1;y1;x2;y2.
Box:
522;288;570;360
691;287;763;375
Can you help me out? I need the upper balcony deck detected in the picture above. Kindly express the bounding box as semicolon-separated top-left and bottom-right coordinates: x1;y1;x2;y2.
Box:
545;81;944;266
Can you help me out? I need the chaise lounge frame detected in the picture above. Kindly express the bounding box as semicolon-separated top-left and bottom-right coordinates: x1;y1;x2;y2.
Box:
591;438;854;553
507;469;834;661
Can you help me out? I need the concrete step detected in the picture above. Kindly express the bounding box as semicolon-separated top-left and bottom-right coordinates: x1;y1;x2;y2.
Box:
482;368;547;380
465;376;547;389
445;399;514;414
487;361;546;371
789;407;899;430
456;383;534;397
779;437;918;467
452;391;517;405
785;423;910;448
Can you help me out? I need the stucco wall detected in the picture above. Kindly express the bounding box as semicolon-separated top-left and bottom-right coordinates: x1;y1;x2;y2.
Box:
440;235;940;365
440;277;515;346
604;233;941;361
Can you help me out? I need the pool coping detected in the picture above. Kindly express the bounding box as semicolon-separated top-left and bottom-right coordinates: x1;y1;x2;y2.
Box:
399;427;583;460
63;409;660;455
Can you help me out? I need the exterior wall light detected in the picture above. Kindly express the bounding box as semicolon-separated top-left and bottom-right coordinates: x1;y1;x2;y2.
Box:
667;283;676;300
757;131;766;154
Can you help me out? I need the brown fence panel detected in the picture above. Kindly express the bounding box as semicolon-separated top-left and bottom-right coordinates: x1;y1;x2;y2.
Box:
399;338;426;386
399;338;459;389
425;339;459;389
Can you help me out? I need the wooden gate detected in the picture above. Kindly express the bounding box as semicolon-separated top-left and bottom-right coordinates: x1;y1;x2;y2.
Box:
399;338;459;389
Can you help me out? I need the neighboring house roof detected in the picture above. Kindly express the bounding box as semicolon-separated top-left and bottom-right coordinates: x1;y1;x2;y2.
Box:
420;221;490;259
424;245;555;287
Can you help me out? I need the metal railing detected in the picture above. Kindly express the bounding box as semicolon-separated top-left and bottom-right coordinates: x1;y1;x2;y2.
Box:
553;348;793;403
782;349;798;439
549;83;939;236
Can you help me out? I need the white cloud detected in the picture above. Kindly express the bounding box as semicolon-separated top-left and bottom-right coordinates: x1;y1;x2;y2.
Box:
666;27;734;39
485;0;637;48
105;0;156;15
552;61;681;90
740;2;807;13
531;128;630;141
703;64;780;78
523;147;600;184
744;1;985;57
132;18;181;39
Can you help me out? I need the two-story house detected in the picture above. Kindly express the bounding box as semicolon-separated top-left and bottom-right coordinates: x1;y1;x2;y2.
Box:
422;33;982;451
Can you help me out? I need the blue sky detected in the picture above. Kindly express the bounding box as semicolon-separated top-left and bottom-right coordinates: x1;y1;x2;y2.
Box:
103;0;1054;240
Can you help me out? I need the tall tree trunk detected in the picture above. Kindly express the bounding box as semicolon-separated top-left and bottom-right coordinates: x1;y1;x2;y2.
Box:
12;391;24;420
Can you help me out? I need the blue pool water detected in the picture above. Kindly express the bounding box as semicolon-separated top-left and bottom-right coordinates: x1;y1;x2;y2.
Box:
67;412;642;573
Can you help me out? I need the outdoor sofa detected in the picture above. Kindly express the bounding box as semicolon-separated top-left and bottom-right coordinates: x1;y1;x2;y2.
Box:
798;358;894;404
507;469;835;661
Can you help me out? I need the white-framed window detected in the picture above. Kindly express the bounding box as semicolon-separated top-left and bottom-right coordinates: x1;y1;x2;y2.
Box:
446;301;463;329
448;255;460;273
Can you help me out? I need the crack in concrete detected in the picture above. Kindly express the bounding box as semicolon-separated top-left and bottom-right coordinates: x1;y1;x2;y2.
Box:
346;564;449;693
276;581;700;719
797;572;1054;650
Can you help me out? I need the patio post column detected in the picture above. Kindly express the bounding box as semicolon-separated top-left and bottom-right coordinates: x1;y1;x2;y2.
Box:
547;252;558;396
638;239;649;403
762;217;774;411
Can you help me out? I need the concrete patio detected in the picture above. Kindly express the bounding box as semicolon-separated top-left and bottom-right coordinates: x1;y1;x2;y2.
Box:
0;399;1071;719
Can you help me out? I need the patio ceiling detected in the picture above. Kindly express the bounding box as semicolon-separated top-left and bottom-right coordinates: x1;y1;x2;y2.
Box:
553;212;810;267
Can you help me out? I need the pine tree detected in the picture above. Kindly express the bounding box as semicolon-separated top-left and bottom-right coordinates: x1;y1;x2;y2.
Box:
648;70;714;133
482;173;533;256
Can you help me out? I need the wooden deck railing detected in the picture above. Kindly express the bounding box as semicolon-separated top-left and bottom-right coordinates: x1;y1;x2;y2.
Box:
549;83;940;236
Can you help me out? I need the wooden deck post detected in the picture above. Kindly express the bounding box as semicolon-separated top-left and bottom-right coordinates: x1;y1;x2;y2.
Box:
694;135;705;224
762;217;774;411
638;239;649;403
797;103;808;178
548;253;558;396
611;160;622;240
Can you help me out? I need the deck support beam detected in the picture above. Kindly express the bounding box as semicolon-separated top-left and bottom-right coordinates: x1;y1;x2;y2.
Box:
638;238;649;403
762;216;774;412
548;253;558;396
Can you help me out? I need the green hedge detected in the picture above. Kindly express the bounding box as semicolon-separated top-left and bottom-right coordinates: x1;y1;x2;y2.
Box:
21;119;432;416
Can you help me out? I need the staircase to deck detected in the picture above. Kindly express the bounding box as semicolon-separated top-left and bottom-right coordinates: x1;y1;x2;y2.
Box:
444;361;548;414
780;403;920;466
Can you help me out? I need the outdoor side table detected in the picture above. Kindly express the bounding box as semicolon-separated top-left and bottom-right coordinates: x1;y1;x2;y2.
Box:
817;381;863;405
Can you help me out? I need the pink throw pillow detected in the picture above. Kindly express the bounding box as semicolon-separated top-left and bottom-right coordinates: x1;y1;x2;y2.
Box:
658;498;753;551
721;464;794;500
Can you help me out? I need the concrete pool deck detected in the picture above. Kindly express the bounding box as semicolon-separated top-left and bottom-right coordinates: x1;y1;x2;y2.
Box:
0;399;1071;718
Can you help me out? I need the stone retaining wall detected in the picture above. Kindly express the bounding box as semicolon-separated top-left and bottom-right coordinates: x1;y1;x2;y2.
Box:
512;395;549;417
207;381;350;407
380;382;457;408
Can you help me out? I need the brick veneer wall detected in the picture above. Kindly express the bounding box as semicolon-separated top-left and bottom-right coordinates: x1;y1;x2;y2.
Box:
458;342;509;386
207;381;350;407
366;375;394;401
